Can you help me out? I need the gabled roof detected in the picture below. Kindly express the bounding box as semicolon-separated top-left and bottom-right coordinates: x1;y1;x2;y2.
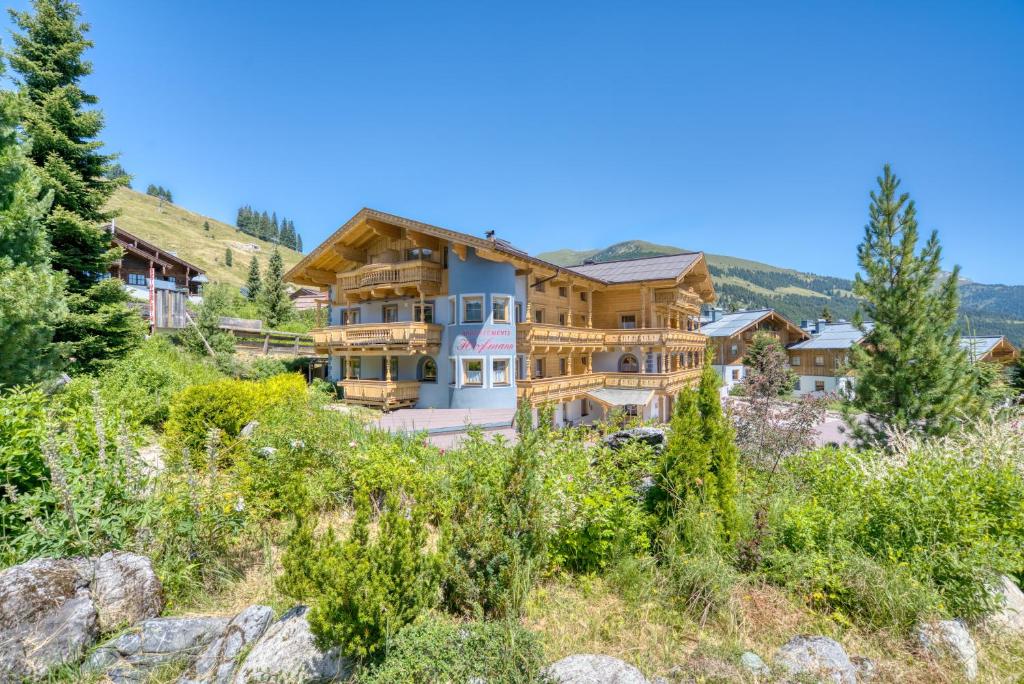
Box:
108;223;205;275
790;322;872;350
960;335;1019;362
699;308;810;342
566;253;702;283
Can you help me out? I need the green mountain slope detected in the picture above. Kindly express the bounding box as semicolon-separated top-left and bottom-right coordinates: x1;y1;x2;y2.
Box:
104;188;303;288
538;241;1024;346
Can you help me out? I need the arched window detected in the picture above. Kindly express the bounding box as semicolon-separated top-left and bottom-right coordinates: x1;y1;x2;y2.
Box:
618;353;639;373
418;357;438;383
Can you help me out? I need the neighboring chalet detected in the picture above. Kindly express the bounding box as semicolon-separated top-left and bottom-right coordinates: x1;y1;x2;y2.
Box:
289;286;329;311
960;335;1020;365
107;223;207;329
286;208;717;423
698;308;810;392
788;321;872;395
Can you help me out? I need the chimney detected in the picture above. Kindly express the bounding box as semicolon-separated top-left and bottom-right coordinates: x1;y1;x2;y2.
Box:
815;318;827;334
582;258;595;265
800;319;810;331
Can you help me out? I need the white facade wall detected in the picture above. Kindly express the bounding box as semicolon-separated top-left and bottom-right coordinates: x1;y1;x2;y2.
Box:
794;374;855;397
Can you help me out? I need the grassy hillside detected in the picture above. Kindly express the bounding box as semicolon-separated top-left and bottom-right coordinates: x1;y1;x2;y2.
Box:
540;240;1024;345
105;188;303;288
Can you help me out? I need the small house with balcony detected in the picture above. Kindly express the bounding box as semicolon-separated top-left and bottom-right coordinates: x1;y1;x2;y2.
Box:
286;208;717;424
788;321;872;395
107;223;206;329
960;335;1020;366
698;308;810;393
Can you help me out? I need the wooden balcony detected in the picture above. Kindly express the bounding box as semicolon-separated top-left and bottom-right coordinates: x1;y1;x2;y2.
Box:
516;323;605;351
654;289;703;312
313;322;442;353
516;368;702;403
339;260;442;297
338;379;420;410
602;328;705;349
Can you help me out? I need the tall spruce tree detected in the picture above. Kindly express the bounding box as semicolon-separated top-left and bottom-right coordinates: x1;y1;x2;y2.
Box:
696;353;738;539
6;0;142;373
258;248;291;327
245;255;261;301
842;165;977;445
224;247;232;267
0;80;67;386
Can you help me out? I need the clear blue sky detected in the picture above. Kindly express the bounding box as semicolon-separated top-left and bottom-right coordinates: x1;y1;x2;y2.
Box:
3;1;1022;284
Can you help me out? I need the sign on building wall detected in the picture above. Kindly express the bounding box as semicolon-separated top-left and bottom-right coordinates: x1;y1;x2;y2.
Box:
453;327;515;353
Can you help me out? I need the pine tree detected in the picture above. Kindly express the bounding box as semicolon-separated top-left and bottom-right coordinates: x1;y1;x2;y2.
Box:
0;82;67;386
820;306;834;323
296;232;303;252
258;248;292;327
842;165;977;445
224;247;233;267
280;218;296;249
203;220;210;232
6;0;142;373
245;255;262;301
271;211;279;243
696;355;738;539
651;386;711;523
742;332;795;396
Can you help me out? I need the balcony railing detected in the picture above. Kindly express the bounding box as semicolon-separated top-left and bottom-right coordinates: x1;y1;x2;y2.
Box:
602;329;705;349
338;379;420;410
654;289;703;311
516;323;606;349
338;260;442;292
516;367;702;402
514;326;706;351
313;322;442;352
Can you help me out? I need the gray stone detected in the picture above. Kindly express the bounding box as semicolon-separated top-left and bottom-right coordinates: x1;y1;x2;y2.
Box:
603;428;666;452
739;650;770;677
89;615;230;683
180;605;274;684
916;619;978;681
851;655;877;681
233;606;348;683
545;654;650;684
0;558;98;680
986;575;1024;635
239;421;260;438
91;551;165;632
773;635;856;684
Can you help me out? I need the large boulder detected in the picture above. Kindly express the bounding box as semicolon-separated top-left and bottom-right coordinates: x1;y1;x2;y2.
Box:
85;615;230;683
91;551;165;632
916;619;978;681
180;605;274;684
986;575;1024;635
545;654;650;684
232;606;348;683
603;428;666;452
0;557;98;681
773;635;857;684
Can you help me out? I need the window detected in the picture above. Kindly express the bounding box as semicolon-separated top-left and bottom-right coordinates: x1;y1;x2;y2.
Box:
579;291;588;302
624;405;639;417
407;247;433;260
558;312;567;326
618;354;639;373
463;296;483;323
449;358;456;385
581;399;590;416
559;357;568;376
730;344;739;356
382;305;398;323
492;295;511;323
127;273;147;286
419;357;437;382
492;358;510;386
533;308;545;324
462;358;484;386
731;369;740;381
558;286;568;298
165;276;176;285
348;357;361;379
814;355;825;367
535;281;545;293
534;357;546;379
791;356;801;366
516;355;524;379
834;356;843;369
620;314;637;329
448;297;456;325
515;302;523;323
347;308;361;325
815;380;826;392
579;314;587;327
414;303;434;323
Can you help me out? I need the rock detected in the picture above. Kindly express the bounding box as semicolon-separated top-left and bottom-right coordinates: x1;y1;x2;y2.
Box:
545;654;650;683
239;421;259;438
851;655;877;681
180;605;274;684
986;575;1024;635
603;427;666;452
773;635;856;684
233;606;347;683
740;651;770;677
0;557;98;680
257;446;277;457
91;551;165;632
916;619;978;681
88;616;230;682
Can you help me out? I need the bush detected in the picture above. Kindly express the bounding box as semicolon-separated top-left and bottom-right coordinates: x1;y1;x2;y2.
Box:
553;480;653;574
360;617;547;684
278;491;439;662
163;373;306;462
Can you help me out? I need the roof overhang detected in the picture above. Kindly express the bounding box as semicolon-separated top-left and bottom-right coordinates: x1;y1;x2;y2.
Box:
584;388;656;408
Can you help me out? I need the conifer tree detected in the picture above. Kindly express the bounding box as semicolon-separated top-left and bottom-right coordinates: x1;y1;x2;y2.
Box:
651;387;711;523
0;81;67;386
842;165;977;445
696;354;738;538
820;306;834;323
296;232;302;252
224;247;232;267
245;255;261;301
742;332;795;396
6;0;142;373
203;220;210;232
258;248;291;327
